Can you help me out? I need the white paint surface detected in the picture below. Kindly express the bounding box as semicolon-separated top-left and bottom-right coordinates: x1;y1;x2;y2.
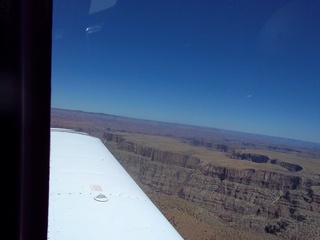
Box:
48;128;182;240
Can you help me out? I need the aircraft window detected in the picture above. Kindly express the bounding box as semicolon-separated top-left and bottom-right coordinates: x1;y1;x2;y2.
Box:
51;0;320;239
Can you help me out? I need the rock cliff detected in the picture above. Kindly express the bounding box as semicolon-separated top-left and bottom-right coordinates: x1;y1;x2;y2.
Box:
229;152;303;172
104;132;320;239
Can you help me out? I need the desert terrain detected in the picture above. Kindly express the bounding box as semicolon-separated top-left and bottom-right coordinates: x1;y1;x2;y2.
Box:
51;108;320;239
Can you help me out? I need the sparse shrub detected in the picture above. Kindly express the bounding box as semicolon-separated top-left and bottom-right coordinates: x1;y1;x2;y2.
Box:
265;220;289;235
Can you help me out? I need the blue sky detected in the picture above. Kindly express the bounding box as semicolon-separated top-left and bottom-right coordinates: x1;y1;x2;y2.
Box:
51;0;320;143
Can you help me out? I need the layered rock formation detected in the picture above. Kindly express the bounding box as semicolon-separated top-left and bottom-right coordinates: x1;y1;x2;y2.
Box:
103;132;320;239
229;152;303;172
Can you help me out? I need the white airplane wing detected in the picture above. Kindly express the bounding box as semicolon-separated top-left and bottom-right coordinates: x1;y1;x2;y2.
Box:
48;128;183;240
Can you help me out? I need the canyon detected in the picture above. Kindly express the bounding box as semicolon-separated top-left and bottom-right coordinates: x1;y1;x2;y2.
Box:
104;132;320;239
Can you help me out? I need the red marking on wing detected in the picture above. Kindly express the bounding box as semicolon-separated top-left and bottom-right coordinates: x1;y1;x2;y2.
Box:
90;184;103;191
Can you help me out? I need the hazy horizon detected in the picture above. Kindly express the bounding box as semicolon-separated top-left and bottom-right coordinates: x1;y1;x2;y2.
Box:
52;107;320;146
51;1;320;144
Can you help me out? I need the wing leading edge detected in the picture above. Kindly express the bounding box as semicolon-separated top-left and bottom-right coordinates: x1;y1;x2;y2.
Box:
48;128;182;240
